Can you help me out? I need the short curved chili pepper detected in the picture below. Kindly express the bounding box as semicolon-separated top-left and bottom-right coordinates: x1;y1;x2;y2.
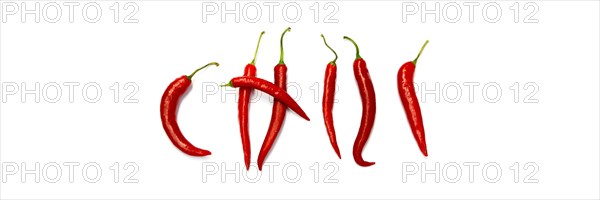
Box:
223;76;310;121
320;34;341;159
344;36;376;167
398;40;430;157
160;62;219;156
238;31;265;170
257;27;291;170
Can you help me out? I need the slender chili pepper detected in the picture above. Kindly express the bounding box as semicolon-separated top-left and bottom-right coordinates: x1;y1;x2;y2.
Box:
223;76;309;121
238;31;265;170
160;62;219;156
320;34;341;159
344;36;376;167
257;27;291;171
398;40;430;157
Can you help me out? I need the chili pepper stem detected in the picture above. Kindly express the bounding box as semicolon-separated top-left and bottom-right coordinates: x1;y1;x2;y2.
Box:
278;27;291;64
343;36;361;59
187;62;219;80
250;31;266;65
321;34;338;65
413;40;429;65
220;81;232;87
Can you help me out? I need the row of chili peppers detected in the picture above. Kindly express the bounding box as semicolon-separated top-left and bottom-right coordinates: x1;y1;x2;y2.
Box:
159;27;430;169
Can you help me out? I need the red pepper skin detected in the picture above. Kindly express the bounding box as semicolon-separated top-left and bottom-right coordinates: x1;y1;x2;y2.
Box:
398;62;427;156
237;31;265;170
323;64;341;159
160;76;211;156
256;27;293;170
238;63;256;170
344;36;375;167
227;76;310;121
321;34;341;159
352;58;376;167
398;40;430;157
257;64;287;170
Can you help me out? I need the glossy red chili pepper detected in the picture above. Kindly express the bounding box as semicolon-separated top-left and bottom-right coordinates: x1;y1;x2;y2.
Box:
344;36;376;167
398;40;429;157
257;27;291;170
160;62;219;156
223;76;310;121
238;31;265;170
320;34;341;159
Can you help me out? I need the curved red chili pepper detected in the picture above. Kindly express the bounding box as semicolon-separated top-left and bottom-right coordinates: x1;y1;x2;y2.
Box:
398;40;429;156
344;36;376;167
223;76;310;121
238;31;265;170
160;62;219;156
257;27;291;170
320;34;341;159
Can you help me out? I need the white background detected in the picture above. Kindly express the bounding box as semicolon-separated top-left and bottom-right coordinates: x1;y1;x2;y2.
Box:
0;0;599;199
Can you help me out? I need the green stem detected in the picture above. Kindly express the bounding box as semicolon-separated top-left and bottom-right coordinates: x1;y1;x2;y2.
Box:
187;62;219;80
250;31;266;65
220;80;233;87
343;36;361;59
278;27;291;64
321;34;338;65
413;40;429;65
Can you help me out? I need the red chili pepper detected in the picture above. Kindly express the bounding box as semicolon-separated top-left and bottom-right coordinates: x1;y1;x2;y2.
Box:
223;76;309;121
238;31;265;170
344;36;376;167
160;62;219;156
398;40;430;157
257;27;291;170
320;34;341;159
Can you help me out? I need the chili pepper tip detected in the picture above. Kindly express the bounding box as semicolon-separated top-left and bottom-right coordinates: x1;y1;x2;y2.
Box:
421;147;428;157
